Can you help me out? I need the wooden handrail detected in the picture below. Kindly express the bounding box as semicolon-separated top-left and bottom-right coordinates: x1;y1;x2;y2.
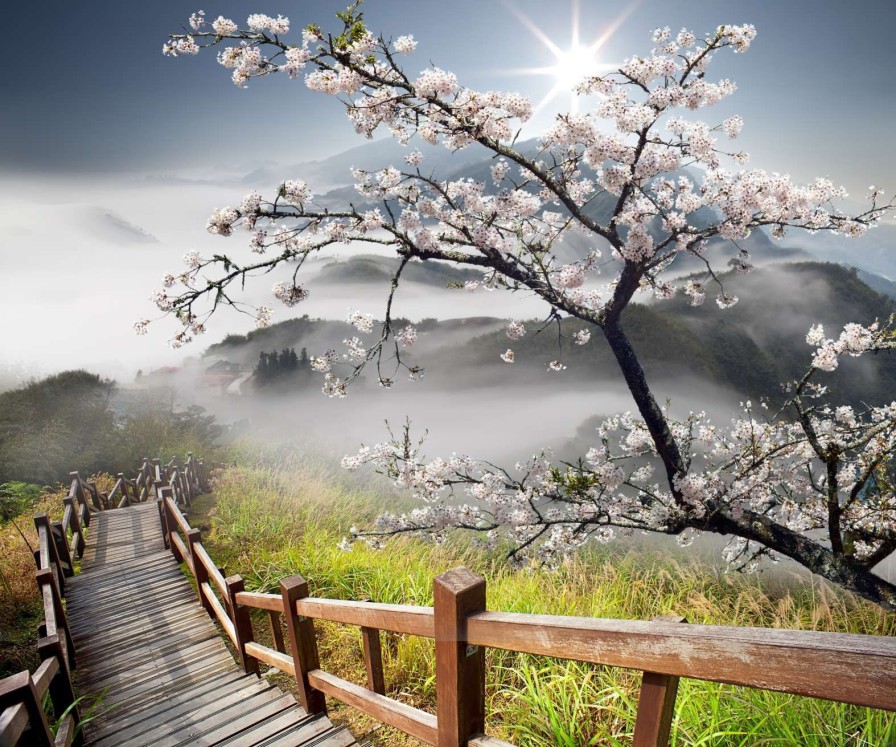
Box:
308;669;438;745
21;455;896;747
164;497;192;536
245;641;295;675
201;582;237;645
193;542;229;603
465;611;896;711
0;654;80;747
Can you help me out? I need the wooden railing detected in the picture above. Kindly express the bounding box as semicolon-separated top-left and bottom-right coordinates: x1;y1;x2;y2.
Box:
4;456;895;745
0;454;209;746
157;493;896;747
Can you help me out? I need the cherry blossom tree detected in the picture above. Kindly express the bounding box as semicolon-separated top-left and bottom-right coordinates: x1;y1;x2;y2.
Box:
151;4;896;609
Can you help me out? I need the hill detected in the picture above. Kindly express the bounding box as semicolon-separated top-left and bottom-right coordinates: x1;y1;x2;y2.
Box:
202;262;894;407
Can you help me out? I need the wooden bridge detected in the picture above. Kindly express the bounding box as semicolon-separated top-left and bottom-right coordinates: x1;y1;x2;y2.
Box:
2;456;896;746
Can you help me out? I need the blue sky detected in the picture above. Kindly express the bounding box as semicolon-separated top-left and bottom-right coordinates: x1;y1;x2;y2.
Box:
2;0;895;376
5;0;895;192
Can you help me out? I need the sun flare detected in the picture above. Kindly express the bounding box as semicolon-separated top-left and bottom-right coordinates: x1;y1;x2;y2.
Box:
550;43;606;91
504;0;638;114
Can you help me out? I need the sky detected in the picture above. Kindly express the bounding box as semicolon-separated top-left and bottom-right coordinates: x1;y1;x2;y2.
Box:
2;0;895;378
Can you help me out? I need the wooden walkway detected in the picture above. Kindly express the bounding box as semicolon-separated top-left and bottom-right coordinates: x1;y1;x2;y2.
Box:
66;503;357;747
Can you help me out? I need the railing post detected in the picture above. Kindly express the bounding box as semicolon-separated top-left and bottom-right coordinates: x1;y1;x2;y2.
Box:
34;515;65;596
198;459;208;491
69;472;90;528
35;569;76;673
434;567;486;747
37;635;82;746
187;528;214;617
161;487;181;560
116;473;130;507
361;626;386;695
152;457;162;492
156;498;171;550
225;575;259;675
51;521;74;578
268;610;286;653
87;481;105;511
280;574;327;716
0;671;55;746
632;616;687;747
63;497;85;558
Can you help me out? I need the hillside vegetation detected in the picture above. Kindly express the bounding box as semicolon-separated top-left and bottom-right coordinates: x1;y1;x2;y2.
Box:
0;371;222;486
190;452;896;747
202;262;895;407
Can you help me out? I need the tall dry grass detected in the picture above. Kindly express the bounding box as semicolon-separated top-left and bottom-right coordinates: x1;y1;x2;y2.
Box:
191;457;896;747
0;474;115;677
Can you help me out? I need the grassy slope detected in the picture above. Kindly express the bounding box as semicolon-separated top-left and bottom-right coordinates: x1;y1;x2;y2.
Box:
191;457;896;747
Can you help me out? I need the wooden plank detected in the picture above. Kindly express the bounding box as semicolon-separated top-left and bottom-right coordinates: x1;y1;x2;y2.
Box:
67;577;190;612
268;723;357;747
256;715;331;747
0;702;28;746
245;642;295;676
633;616;687;747
164;496;192;536
281;575;327;716
464;612;896;711
74;625;218;675
225;711;322;747
81;638;232;691
55;713;75;747
361;626;386;695
31;655;59;699
94;658;238;711
308;669;438;745
194;542;229;602
92;679;279;746
87;671;250;738
96;655;237;709
295;597;435;637
149;693;296;747
434;568;486;747
202;582;237;645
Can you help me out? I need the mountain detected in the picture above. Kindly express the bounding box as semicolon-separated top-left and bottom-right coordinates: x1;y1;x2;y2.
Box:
203;262;895;408
316;255;484;286
301;137;879;275
241;137;493;191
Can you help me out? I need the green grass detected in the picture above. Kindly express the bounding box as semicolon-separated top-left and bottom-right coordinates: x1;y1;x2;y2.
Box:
192;454;896;747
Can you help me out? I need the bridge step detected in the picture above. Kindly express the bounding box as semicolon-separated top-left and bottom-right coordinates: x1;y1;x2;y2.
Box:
67;503;355;747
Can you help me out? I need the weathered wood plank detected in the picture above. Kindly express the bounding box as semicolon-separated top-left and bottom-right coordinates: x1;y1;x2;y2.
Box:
307;669;438;745
464;612;896;711
66;499;355;747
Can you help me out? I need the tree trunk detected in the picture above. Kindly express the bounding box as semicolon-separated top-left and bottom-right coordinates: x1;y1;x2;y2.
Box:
601;320;686;489
709;508;896;612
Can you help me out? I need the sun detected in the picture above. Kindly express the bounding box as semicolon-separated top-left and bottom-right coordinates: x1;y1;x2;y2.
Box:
503;0;638;115
551;44;607;92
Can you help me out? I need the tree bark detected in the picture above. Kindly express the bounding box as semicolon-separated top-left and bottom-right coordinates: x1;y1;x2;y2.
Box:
708;508;896;611
601;319;687;490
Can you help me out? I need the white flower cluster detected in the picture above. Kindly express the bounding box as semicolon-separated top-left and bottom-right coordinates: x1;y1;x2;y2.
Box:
394;35;417;55
310;350;338;373
808;321;883;372
347;309;374;333
395;325;417;347
272;282;309;307
246;14;290;35
281;180;312;205
505;321;526;340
